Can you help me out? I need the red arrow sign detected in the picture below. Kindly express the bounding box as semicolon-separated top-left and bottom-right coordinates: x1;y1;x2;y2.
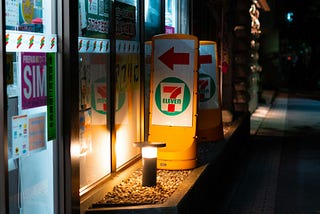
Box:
158;47;189;70
199;54;212;64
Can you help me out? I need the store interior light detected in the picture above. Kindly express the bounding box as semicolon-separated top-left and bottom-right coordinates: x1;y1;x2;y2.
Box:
134;142;166;187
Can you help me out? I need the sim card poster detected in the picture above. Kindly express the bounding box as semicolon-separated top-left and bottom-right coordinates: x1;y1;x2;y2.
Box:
21;52;47;110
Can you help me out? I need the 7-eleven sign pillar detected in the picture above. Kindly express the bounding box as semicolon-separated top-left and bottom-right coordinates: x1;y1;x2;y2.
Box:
197;41;224;142
148;34;199;170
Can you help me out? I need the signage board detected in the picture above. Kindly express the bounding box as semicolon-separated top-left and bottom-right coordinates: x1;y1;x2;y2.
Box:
12;112;46;159
21;52;47;110
149;34;198;170
199;41;219;109
197;41;223;142
151;35;196;127
79;0;110;38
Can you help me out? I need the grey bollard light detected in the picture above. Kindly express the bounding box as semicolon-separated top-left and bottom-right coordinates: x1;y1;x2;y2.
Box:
134;142;166;187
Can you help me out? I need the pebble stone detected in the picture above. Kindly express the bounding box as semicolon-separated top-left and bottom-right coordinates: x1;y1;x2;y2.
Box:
93;125;230;207
94;168;192;206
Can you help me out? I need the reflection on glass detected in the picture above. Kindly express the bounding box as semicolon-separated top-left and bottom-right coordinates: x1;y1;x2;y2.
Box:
165;0;176;34
165;0;189;34
144;0;162;40
115;0;141;168
79;53;111;190
79;0;110;38
78;0;111;191
115;40;141;168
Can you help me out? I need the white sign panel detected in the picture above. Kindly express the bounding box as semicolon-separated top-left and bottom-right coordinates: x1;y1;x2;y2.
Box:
199;42;219;109
151;35;196;127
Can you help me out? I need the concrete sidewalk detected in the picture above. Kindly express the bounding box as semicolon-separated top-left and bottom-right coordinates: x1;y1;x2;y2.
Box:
250;90;278;135
217;89;320;214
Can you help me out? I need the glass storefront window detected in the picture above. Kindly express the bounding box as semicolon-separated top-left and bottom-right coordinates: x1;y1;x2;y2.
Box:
165;0;189;34
165;0;176;33
5;0;58;213
145;0;161;41
78;0;111;191
78;53;111;190
115;0;141;169
2;1;191;212
78;0;143;192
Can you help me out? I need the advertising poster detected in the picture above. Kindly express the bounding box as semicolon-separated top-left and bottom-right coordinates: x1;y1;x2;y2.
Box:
12;113;47;158
21;52;47;110
12;115;29;158
82;0;110;38
5;0;19;28
115;1;136;39
152;37;196;127
28;113;46;152
19;0;43;32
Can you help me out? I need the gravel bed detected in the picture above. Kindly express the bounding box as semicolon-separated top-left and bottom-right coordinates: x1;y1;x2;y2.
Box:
92;168;192;207
91;124;233;208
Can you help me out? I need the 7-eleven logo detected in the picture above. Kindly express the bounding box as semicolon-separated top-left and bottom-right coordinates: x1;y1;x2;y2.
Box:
161;83;184;112
91;78;107;114
155;77;191;116
199;77;210;100
199;73;216;102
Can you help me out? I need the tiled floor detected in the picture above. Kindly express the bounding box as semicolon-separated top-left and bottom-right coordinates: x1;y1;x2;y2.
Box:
216;90;320;214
